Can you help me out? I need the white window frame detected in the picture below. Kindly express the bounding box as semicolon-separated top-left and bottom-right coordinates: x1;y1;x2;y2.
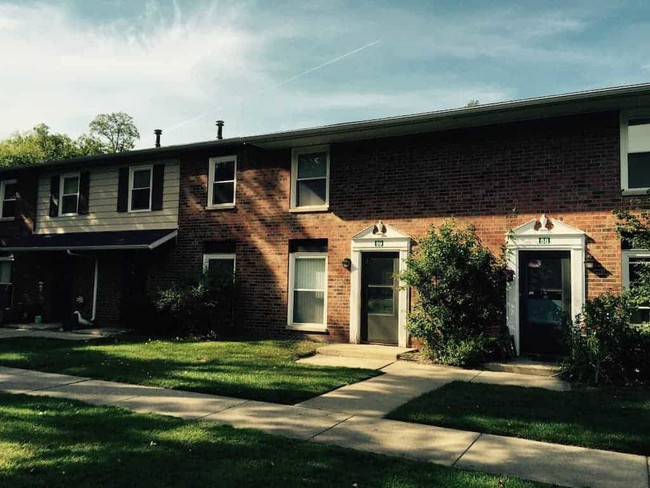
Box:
622;250;650;325
0;256;13;284
128;165;153;213
290;145;330;212
0;179;17;221
621;111;650;195
58;172;80;216
287;252;328;332
202;253;236;281
207;155;237;209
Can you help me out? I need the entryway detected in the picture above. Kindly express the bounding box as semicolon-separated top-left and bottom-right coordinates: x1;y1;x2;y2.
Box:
361;252;399;345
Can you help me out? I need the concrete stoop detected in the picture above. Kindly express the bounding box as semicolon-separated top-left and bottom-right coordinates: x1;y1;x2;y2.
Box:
482;358;562;378
315;344;416;361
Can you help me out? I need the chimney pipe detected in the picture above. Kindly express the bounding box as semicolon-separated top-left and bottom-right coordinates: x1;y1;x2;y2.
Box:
216;120;224;140
154;129;162;148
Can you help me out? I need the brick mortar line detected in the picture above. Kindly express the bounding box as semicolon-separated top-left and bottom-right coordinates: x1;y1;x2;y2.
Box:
451;432;483;467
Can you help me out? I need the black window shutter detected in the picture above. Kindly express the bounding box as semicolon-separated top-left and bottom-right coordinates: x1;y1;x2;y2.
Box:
151;164;165;211
77;172;90;215
49;175;60;217
117;167;129;212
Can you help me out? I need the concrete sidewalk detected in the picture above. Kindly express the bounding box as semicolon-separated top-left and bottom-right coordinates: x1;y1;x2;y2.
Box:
0;365;647;488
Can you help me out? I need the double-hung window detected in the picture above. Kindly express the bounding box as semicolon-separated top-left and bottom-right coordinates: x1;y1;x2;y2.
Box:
291;146;329;210
288;243;327;331
129;165;153;212
0;180;17;220
622;250;650;325
59;173;80;216
203;253;236;285
622;114;650;193
208;156;237;208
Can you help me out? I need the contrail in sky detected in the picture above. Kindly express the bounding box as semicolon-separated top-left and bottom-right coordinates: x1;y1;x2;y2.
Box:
166;40;381;132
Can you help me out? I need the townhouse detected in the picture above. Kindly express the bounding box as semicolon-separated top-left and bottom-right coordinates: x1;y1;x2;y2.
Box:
1;83;650;355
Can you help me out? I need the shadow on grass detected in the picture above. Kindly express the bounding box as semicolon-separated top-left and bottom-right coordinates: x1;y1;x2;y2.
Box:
0;392;543;488
387;381;650;455
0;337;380;404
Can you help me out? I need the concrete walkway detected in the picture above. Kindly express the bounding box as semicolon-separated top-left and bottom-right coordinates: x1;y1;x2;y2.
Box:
0;327;125;340
0;365;647;488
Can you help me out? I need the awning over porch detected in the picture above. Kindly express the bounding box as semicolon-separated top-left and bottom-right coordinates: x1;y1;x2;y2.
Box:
0;229;177;252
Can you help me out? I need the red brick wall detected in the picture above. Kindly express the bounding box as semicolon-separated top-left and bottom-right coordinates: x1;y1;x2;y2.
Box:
168;111;633;340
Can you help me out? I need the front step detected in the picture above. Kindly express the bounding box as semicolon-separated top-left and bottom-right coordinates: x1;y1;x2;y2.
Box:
316;344;416;361
482;359;562;378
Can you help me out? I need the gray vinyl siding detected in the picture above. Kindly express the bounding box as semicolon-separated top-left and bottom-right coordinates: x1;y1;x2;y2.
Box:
35;161;180;234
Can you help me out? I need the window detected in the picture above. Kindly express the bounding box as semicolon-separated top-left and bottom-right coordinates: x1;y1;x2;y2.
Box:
622;114;650;193
59;173;80;216
203;253;236;285
0;259;11;284
0;180;16;220
129;166;153;212
622;250;650;325
291;145;329;210
208;156;237;208
288;252;327;331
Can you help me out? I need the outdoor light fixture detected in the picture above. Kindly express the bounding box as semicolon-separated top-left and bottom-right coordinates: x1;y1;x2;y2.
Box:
584;254;595;270
342;258;352;270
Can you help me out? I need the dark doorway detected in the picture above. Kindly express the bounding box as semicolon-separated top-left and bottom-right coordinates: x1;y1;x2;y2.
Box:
120;254;149;328
51;254;73;322
519;250;571;355
361;252;399;345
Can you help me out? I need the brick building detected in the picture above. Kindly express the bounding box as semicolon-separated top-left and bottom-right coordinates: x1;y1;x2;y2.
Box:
1;83;650;355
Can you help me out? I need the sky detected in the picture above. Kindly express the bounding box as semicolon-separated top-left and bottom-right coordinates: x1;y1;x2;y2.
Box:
1;0;649;148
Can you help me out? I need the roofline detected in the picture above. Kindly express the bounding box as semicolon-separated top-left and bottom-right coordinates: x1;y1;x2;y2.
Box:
4;82;650;173
1;230;177;252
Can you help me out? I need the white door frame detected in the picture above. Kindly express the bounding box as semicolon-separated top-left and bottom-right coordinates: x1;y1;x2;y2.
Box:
506;216;586;355
350;223;411;347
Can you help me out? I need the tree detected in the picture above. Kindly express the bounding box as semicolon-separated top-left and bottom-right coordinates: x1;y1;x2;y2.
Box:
0;124;83;167
88;112;140;153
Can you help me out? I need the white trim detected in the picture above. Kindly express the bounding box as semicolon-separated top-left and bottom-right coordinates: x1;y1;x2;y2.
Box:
207;155;237;209
620;110;650;194
350;224;411;347
202;252;236;275
505;217;586;355
290;145;330;211
622;249;650;288
287;252;328;332
58;172;80;216
128;165;153;213
0;179;17;221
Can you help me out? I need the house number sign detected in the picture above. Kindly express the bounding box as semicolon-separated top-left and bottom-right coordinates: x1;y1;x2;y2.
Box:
374;240;384;247
538;237;551;244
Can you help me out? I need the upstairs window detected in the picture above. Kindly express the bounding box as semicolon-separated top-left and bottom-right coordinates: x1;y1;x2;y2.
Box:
0;180;16;220
208;156;237;208
622;116;650;192
59;173;80;216
291;146;329;210
129;165;153;212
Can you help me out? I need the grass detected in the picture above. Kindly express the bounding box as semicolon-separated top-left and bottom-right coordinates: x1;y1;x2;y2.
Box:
387;381;650;455
0;392;545;488
0;337;379;404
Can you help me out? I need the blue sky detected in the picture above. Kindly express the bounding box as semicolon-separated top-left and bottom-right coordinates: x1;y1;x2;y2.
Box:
1;0;649;148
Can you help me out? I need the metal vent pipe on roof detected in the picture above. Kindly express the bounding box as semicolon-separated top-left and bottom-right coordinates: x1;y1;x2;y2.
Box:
154;129;162;147
216;120;224;140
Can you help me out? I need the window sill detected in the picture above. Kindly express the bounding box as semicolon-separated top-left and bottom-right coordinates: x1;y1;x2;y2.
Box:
0;217;14;222
622;188;650;196
128;208;152;213
58;213;79;218
286;323;327;333
289;206;330;214
206;203;236;211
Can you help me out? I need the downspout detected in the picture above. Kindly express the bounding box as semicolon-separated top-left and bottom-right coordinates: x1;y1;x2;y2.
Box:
65;250;98;324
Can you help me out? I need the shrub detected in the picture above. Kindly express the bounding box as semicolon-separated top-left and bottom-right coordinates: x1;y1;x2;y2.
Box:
152;273;238;338
562;293;649;385
400;221;508;367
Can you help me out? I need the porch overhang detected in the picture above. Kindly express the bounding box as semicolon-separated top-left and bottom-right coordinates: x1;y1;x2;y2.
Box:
0;229;177;252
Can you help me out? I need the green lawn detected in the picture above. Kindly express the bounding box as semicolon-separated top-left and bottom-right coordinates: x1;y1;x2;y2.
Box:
0;337;379;404
387;381;650;455
0;392;544;488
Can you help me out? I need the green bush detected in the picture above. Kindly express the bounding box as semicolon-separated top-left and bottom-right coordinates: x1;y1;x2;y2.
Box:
153;273;238;338
401;221;508;367
562;293;649;385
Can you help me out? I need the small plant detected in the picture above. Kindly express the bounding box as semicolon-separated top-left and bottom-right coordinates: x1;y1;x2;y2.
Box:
153;273;238;337
400;221;508;367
